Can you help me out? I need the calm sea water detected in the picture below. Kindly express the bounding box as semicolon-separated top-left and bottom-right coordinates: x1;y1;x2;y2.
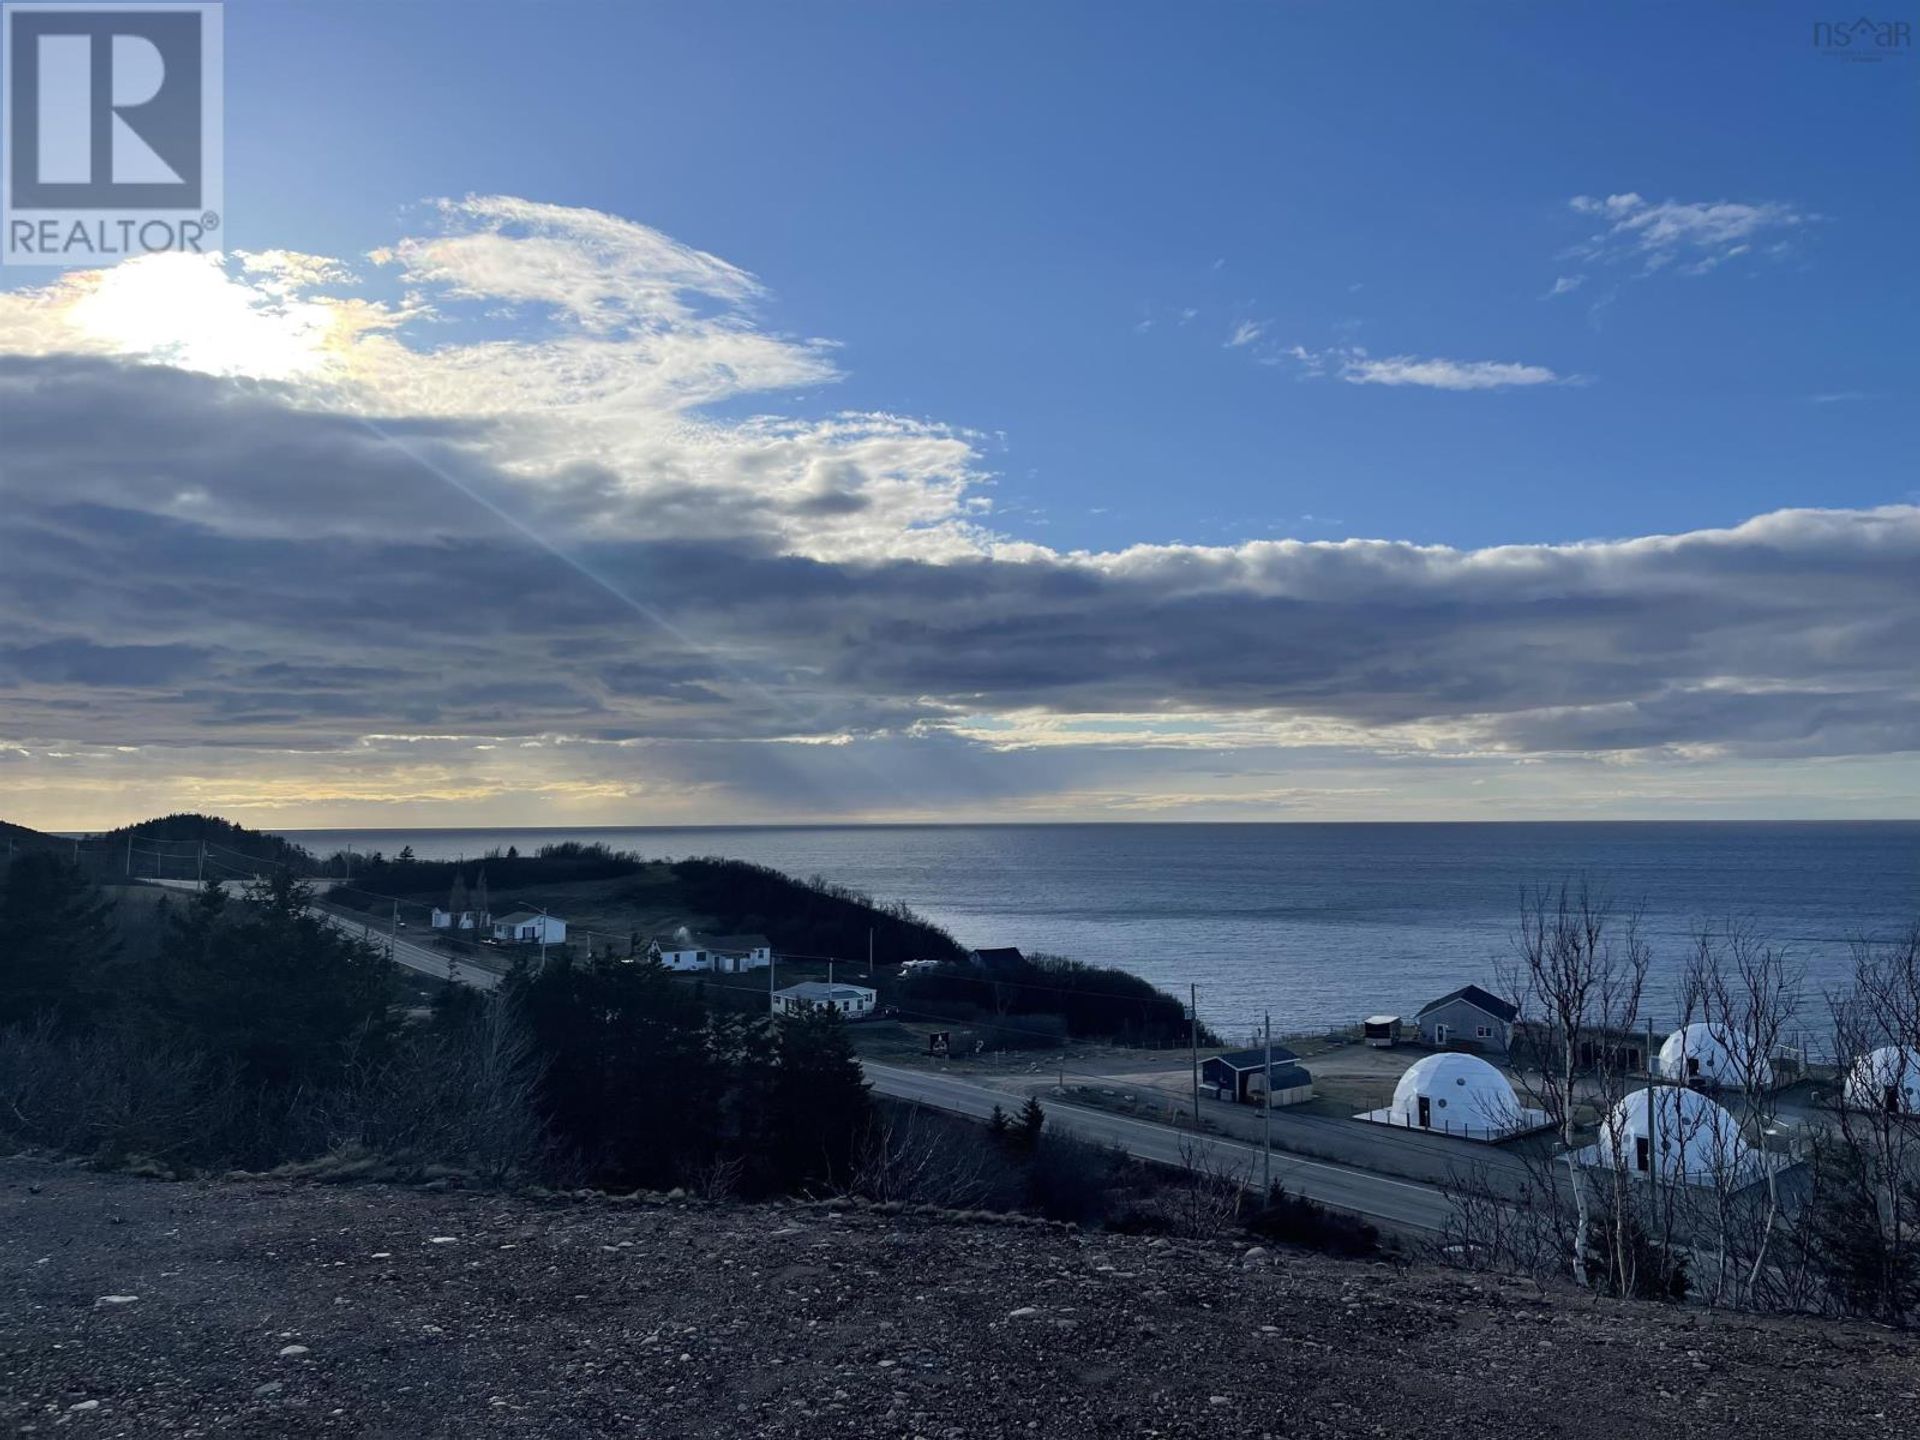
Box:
281;823;1918;1040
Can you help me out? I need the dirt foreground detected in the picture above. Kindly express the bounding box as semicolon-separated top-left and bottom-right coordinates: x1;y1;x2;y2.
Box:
1;1157;1914;1438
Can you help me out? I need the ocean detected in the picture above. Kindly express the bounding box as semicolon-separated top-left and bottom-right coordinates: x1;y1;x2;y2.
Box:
280;822;1918;1042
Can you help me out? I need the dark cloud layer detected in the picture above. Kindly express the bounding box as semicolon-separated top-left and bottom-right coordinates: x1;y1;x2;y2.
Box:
2;357;1917;795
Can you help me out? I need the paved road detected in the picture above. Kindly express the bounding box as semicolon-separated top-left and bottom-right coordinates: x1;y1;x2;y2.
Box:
863;1061;1453;1233
135;879;1450;1232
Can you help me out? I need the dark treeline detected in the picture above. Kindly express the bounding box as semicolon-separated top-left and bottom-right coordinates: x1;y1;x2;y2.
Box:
348;841;645;894
670;857;965;968
900;951;1212;1049
97;812;320;874
341;846;967;970
0;851;873;1196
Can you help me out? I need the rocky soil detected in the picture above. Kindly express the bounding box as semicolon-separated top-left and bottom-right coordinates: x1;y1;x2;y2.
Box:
1;1157;1914;1438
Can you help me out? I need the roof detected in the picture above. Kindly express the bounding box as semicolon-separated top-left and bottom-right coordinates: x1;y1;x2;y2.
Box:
1208;1044;1302;1070
776;982;875;1002
1416;985;1518;1024
493;910;548;926
652;931;767;953
968;947;1026;969
1364;1014;1401;1027
1261;1063;1313;1091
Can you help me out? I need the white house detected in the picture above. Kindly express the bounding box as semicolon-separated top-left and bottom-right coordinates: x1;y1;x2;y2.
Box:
773;981;876;1020
491;910;566;945
648;931;773;973
430;908;487;932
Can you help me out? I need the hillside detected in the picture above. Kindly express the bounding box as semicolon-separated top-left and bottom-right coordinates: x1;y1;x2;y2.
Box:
2;1160;1913;1438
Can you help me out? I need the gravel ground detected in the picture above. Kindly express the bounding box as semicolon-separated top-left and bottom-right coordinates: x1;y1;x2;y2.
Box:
1;1157;1914;1438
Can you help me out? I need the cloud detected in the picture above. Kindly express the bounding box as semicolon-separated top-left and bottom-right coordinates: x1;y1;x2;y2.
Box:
1546;274;1585;297
1567;192;1814;277
1225;319;1265;348
1268;345;1568;391
0;200;1911;823
1335;353;1565;390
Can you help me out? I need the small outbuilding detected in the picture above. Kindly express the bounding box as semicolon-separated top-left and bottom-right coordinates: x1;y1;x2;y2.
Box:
1200;1046;1313;1106
1592;1086;1751;1183
1657;1022;1771;1090
1414;985;1517;1054
1363;1014;1400;1048
773;981;877;1020
1844;1045;1920;1115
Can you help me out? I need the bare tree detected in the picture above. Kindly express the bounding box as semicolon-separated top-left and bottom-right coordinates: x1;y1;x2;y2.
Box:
846;1103;1003;1210
1497;881;1652;1292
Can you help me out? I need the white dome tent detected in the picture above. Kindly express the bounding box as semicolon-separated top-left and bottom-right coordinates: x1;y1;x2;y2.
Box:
1596;1086;1750;1183
1656;1022;1771;1090
1387;1053;1523;1137
1843;1046;1920;1115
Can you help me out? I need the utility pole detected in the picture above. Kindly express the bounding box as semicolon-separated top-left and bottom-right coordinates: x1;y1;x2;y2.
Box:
537;907;550;972
1647;1015;1658;1195
125;834;133;877
196;842;205;885
1189;983;1200;1128
1263;1010;1274;1196
769;949;777;1015
867;927;873;978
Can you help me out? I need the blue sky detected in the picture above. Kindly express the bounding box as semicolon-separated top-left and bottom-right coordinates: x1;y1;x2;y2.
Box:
224;0;1917;550
2;1;1917;826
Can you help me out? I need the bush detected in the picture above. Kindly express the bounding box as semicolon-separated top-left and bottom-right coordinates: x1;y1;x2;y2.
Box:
1246;1183;1381;1258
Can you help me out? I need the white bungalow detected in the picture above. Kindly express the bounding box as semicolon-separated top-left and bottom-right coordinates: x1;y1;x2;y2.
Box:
1657;1022;1771;1090
1844;1045;1920;1115
491;910;566;945
1356;1052;1546;1141
649;931;773;973
430;908;487;932
1594;1086;1751;1183
773;981;876;1020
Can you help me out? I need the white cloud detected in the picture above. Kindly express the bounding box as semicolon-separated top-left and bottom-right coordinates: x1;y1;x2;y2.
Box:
1225;318;1265;348
1567;192;1813;276
1546;274;1585;297
1337;352;1565;390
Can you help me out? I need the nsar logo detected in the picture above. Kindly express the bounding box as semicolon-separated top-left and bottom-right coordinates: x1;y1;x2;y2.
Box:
3;2;223;265
1812;16;1912;61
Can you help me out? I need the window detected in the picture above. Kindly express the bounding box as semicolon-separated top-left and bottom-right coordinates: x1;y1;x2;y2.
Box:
1476;1025;1491;1038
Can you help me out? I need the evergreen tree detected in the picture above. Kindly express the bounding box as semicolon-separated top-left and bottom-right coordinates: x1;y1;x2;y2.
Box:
1016;1095;1047;1149
507;953;724;1190
447;873;470;927
763;1006;871;1190
988;1103;1010;1142
0;851;123;1029
150;870;395;1089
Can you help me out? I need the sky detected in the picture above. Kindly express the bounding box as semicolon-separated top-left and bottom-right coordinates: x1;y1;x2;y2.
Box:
1;0;1917;828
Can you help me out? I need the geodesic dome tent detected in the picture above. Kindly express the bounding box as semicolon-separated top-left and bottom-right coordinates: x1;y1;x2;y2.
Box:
1390;1052;1521;1134
1597;1086;1749;1181
1657;1022;1770;1090
1843;1046;1920;1115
